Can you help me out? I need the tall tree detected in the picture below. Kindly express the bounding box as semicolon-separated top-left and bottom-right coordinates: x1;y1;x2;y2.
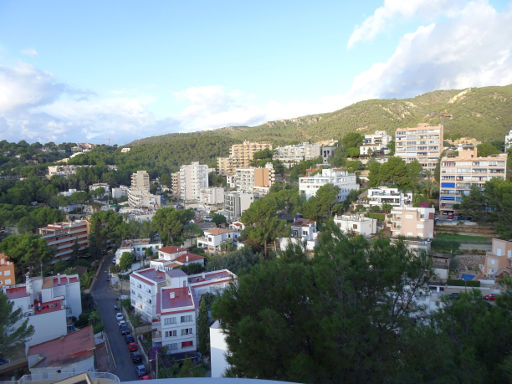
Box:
213;225;433;383
0;234;54;278
197;296;210;356
152;207;194;244
0;291;34;357
302;184;339;222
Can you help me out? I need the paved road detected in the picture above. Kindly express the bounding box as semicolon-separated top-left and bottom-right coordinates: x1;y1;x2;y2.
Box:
91;255;139;382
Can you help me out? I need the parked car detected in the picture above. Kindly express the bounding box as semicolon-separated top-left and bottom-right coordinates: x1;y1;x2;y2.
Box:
139;375;151;380
135;364;146;377
125;334;135;343
128;342;139;352
116;312;124;322
0;358;10;365
130;352;142;364
118;320;126;328
448;292;460;299
484;293;497;301
114;304;120;311
120;325;130;335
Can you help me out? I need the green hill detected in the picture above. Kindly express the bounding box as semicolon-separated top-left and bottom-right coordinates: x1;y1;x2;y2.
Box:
132;84;512;148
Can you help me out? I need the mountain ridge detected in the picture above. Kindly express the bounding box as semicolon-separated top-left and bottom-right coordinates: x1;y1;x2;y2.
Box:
131;84;512;146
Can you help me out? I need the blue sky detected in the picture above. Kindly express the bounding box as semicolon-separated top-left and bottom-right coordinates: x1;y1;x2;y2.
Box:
0;0;511;144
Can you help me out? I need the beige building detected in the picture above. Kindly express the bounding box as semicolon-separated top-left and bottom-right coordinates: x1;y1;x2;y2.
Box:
234;163;275;194
274;142;321;167
439;148;507;215
0;253;15;287
395;123;443;172
390;206;435;239
128;170;161;208
171;171;181;197
38;220;89;262
481;238;512;278
217;141;272;175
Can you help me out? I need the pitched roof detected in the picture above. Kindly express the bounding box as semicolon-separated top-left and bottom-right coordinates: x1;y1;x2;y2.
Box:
28;326;94;368
204;228;236;236
159;245;187;254
174;253;205;264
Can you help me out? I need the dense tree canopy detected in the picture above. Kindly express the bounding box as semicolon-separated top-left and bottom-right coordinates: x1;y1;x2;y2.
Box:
152;207;194;244
302;184;340;222
368;157;422;190
213;226;433;383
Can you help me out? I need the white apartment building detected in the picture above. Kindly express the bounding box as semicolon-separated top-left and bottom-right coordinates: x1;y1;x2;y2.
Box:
4;274;82;347
180;162;209;202
395;123;443;172
365;187;413;208
197;228;240;252
299;168;359;201
505;129;512;151
151;246;204;271
360;130;392;156
112;185;129;199
274;142;321;167
130;268;237;353
130;268;188;322
210;321;230;378
321;145;337;165
88;183;110;197
200;187;225;205
439;148;507;215
128;170;161;208
334;214;378;237
38;220;89;262
115;238;163;264
224;191;258;219
390;206;435;239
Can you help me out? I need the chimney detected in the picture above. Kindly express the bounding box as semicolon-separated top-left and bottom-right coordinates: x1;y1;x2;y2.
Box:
170;291;175;299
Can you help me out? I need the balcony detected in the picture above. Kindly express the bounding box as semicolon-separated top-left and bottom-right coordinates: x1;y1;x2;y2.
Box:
18;371;120;384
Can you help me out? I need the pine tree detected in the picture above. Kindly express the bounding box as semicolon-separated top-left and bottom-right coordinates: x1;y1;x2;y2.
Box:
0;291;34;357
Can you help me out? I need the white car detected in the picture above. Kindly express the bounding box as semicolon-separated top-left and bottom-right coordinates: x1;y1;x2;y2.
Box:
116;312;124;322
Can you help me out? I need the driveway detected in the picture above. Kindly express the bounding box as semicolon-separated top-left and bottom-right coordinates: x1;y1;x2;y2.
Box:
91;255;139;382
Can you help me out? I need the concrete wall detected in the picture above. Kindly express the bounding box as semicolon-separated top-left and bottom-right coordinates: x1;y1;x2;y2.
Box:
210;321;229;378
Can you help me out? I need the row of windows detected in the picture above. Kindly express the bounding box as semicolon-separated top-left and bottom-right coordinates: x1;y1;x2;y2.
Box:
165;329;193;338
0;270;11;276
166;341;194;350
163;314;193;325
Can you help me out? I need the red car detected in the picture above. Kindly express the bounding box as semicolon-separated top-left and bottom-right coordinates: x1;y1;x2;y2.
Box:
127;342;138;352
484;294;497;301
139;375;151;380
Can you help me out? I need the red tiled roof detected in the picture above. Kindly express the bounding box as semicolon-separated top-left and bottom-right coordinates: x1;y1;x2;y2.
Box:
28;326;95;368
42;275;79;289
159;245;187;254
160;287;195;312
5;286;28;300
174;253;204;264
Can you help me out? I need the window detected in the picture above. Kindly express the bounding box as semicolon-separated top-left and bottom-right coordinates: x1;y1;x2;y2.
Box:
181;315;192;323
165;330;177;337
181;328;193;336
4;270;10;276
164;317;177;325
5;279;11;285
182;341;193;348
169;343;178;350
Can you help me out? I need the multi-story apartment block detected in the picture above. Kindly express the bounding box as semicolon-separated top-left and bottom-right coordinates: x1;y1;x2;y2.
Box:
505;129;512;151
234;163;274;194
111;185;129;199
321;145;337;165
360;130;392;156
365;187;413;208
171;171;181;197
224;191;258;219
47;165;90;179
4;274;82;347
115;238;163;264
395;123;443;172
334;214;378;237
197;228;240;252
39;220;89;262
88;183;110;198
481;238;512;278
180;162;209;202
0;253;15;287
217;141;272;176
128;170;161;208
390;206;435;239
130;268;236;353
439;148;507;215
274;142;321;167
299;169;359;201
200;187;225;205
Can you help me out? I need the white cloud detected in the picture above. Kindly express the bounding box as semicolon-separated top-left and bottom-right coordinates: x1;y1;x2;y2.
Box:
21;48;38;56
345;0;512;100
347;0;462;49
